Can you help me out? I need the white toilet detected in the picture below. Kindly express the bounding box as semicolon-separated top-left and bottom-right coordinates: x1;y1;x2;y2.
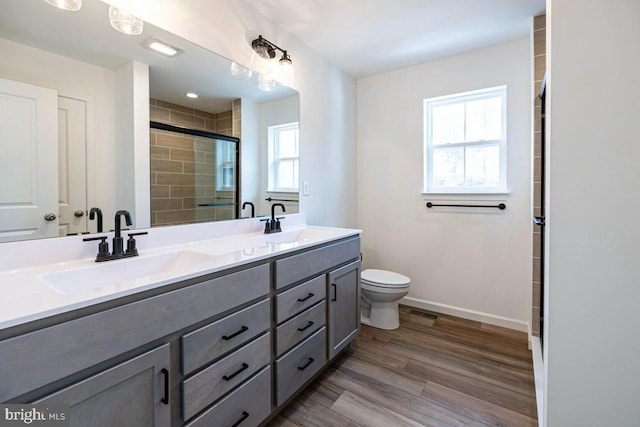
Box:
360;269;411;330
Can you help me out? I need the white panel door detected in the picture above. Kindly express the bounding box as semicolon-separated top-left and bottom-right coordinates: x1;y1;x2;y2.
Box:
57;96;87;236
0;78;58;242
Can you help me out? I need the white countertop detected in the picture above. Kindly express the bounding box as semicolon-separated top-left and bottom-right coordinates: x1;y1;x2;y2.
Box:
0;215;361;331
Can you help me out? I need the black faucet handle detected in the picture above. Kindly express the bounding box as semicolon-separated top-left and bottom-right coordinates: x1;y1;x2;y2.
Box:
125;232;147;256
127;231;148;237
83;235;110;262
260;217;271;233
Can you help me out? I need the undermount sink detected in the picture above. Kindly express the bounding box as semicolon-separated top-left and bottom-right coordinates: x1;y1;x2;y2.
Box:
255;228;340;245
39;251;215;295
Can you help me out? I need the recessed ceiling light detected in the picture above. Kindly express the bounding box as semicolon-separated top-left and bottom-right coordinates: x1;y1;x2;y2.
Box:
186;93;198;99
143;38;181;57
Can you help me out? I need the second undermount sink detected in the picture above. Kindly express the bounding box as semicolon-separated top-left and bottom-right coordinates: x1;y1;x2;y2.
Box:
39;250;215;295
255;227;341;245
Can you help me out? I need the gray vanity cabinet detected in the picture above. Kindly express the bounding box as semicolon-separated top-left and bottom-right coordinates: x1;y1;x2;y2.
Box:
328;260;361;360
2;235;362;426
34;344;170;427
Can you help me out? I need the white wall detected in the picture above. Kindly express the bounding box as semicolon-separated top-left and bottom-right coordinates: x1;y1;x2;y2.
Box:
357;39;532;330
240;97;260;217
544;0;640;425
0;37;118;231
115;61;150;229
127;0;358;228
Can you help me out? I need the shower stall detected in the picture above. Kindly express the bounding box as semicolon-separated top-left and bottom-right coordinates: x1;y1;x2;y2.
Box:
150;121;240;227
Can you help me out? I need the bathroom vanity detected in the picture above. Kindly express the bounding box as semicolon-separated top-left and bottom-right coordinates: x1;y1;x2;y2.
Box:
0;216;361;426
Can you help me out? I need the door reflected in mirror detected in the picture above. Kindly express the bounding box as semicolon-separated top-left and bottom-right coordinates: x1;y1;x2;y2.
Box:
0;0;299;243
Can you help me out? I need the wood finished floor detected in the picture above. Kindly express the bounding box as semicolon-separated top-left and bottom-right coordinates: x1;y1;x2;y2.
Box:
267;306;537;427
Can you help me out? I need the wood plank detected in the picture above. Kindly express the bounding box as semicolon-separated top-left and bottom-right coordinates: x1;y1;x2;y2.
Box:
335;350;425;396
279;393;355;427
404;358;537;418
386;340;536;395
324;364;482;427
298;379;345;409
422;381;538;427
331;390;426;427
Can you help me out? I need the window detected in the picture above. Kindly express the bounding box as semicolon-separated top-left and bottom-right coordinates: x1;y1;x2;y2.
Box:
268;122;299;192
424;86;507;193
215;139;236;190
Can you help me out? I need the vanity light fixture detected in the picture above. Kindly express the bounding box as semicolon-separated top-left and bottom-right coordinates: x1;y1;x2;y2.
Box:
109;5;143;35
44;0;81;11
144;38;181;57
250;35;295;88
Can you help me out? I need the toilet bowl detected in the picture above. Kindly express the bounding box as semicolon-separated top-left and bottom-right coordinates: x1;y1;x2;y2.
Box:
360;269;411;330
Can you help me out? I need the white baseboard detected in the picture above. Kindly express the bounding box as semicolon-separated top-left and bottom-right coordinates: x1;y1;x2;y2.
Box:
400;296;529;332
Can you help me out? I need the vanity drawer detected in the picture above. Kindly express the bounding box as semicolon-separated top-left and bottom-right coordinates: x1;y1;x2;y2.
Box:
185;366;271;427
182;332;270;421
0;263;270;402
274;237;360;289
276;275;326;323
182;298;270;375
276;301;325;356
276;327;326;406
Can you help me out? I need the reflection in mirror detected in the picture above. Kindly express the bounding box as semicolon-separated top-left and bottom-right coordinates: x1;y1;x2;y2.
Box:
0;0;299;243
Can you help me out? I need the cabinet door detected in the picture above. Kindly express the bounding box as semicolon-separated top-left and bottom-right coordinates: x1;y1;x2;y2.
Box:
34;344;170;427
327;261;361;360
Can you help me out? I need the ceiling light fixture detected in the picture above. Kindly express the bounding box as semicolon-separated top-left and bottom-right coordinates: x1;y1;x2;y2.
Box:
186;93;198;99
144;39;181;57
109;5;143;35
250;35;295;88
44;0;82;11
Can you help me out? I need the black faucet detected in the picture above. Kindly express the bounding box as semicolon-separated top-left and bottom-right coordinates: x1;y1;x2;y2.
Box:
113;210;133;256
89;207;103;233
242;201;255;218
83;210;147;262
262;203;286;234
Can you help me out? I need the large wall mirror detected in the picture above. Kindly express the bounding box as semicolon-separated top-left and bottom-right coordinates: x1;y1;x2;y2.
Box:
0;0;299;243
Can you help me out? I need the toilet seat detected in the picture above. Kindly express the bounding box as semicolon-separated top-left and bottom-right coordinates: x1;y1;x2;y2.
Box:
361;269;410;288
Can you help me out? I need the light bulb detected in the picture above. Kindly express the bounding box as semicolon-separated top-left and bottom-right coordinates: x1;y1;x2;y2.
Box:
258;73;276;92
250;44;272;76
44;0;81;11
230;62;253;80
109;5;144;35
278;54;294;86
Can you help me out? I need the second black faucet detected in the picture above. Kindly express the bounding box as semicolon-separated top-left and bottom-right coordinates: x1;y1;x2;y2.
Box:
262;203;286;234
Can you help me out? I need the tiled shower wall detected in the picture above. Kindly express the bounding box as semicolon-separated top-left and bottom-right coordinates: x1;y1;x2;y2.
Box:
149;99;240;226
532;13;545;337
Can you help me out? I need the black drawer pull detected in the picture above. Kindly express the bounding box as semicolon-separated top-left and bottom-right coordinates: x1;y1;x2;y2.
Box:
297;357;315;371
231;411;250;427
222;325;249;341
160;368;169;405
223;363;249;381
297;321;315;332
331;283;337;301
297;292;315;302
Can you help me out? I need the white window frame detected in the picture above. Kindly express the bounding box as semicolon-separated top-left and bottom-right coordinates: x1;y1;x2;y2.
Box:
423;85;507;194
268;122;299;193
